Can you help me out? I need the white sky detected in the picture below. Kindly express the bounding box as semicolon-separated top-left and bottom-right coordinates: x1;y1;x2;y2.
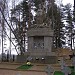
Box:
8;0;74;8
56;0;74;6
62;0;74;5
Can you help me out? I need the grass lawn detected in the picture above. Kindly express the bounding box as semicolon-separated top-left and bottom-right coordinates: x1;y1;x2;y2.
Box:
17;64;33;70
54;71;64;75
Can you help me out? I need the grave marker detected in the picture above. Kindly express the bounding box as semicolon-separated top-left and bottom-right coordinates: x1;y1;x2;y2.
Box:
72;56;75;72
45;65;54;75
62;66;71;75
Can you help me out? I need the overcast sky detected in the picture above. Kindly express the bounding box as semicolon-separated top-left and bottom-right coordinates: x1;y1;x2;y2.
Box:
62;0;73;5
8;0;74;8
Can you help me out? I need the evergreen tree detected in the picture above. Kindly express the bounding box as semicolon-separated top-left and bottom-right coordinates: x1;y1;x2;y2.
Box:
47;2;65;48
64;4;73;49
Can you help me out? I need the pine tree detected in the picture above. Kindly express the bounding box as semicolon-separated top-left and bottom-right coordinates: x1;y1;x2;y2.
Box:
63;3;73;49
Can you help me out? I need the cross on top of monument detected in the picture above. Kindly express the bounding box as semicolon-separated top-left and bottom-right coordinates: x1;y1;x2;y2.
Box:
30;2;52;29
36;4;45;24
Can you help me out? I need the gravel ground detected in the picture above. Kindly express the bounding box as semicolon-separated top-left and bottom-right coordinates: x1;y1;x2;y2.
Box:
0;63;21;69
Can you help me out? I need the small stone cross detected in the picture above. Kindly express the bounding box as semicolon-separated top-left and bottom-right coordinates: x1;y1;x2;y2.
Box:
62;66;71;75
72;56;75;72
59;57;66;69
45;65;54;75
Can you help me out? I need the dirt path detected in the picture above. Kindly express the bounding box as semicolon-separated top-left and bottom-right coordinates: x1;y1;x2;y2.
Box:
0;62;47;75
0;62;71;75
0;69;47;75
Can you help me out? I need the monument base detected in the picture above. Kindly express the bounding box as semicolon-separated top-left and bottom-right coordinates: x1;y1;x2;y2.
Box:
30;56;58;64
16;52;58;64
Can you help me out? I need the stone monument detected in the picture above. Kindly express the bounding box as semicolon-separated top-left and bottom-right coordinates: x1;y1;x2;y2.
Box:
26;4;57;64
16;3;57;63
